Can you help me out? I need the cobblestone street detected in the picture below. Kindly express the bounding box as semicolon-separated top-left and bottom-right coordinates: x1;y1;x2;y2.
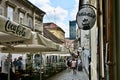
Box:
47;69;89;80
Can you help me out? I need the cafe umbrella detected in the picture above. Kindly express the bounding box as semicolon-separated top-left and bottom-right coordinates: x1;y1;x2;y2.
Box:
0;15;32;80
1;31;60;53
0;31;61;80
0;15;61;80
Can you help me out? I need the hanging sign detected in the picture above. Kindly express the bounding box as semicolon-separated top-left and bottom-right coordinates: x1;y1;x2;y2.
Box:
76;6;96;30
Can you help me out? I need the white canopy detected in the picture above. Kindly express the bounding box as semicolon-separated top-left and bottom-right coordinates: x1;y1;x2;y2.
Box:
0;15;61;53
0;15;62;80
1;32;61;53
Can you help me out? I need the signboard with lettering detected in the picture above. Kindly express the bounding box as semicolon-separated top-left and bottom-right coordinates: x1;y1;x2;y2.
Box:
0;15;32;39
76;6;96;30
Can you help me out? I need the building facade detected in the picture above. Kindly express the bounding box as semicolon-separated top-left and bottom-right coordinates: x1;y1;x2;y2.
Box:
43;22;65;42
102;0;118;80
0;0;45;34
82;0;119;80
69;20;77;40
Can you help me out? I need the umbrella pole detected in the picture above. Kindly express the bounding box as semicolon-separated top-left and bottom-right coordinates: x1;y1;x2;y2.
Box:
40;53;42;80
8;52;10;80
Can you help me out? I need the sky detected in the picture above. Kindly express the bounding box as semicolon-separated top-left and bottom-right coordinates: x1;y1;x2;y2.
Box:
28;0;79;38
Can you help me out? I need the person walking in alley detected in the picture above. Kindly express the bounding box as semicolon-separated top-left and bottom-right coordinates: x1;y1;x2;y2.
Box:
77;58;82;71
12;58;18;72
17;56;24;74
66;58;71;71
71;58;77;74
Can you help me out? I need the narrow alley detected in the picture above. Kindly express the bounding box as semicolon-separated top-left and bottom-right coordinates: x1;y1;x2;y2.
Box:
0;0;119;80
47;69;89;80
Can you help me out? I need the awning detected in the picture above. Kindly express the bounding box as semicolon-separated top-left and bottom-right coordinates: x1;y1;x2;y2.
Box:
0;15;61;53
37;33;60;50
1;32;61;53
0;15;32;43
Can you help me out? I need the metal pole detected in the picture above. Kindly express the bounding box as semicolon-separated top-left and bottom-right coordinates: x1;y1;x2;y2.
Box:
8;52;10;80
79;0;84;10
99;0;105;79
89;30;91;80
40;53;42;80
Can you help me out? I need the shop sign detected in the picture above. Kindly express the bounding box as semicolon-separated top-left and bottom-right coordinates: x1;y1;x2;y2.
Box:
5;20;26;37
76;6;96;30
0;15;32;39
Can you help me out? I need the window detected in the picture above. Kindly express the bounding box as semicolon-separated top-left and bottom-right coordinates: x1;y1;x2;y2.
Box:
19;12;24;24
35;18;42;30
35;18;42;24
7;6;13;21
28;16;32;28
0;7;4;16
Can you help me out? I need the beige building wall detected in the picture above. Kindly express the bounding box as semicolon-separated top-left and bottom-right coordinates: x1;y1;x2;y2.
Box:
90;24;98;80
0;0;45;34
90;0;98;80
81;30;89;49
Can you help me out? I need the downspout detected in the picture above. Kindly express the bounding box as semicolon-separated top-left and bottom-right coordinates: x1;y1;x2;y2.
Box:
97;0;105;79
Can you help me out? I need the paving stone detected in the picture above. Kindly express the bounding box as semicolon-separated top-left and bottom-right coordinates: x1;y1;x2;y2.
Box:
47;69;89;80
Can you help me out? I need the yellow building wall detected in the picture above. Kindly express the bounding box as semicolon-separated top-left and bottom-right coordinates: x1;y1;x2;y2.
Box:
49;29;65;41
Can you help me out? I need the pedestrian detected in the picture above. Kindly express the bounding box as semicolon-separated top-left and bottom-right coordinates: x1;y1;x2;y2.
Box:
4;57;9;74
71;58;77;74
1;56;9;80
17;56;24;74
66;58;71;71
77;58;82;71
12;58;18;72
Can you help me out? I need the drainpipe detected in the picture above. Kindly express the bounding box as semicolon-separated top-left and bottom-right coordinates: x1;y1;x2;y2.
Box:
97;0;105;79
99;0;105;80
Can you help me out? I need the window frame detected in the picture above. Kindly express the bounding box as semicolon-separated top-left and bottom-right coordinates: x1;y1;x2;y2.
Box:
19;12;25;25
27;15;33;28
7;6;14;21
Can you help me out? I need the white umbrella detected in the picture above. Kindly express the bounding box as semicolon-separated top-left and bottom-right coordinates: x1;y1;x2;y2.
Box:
1;31;61;53
0;15;32;80
0;15;61;80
